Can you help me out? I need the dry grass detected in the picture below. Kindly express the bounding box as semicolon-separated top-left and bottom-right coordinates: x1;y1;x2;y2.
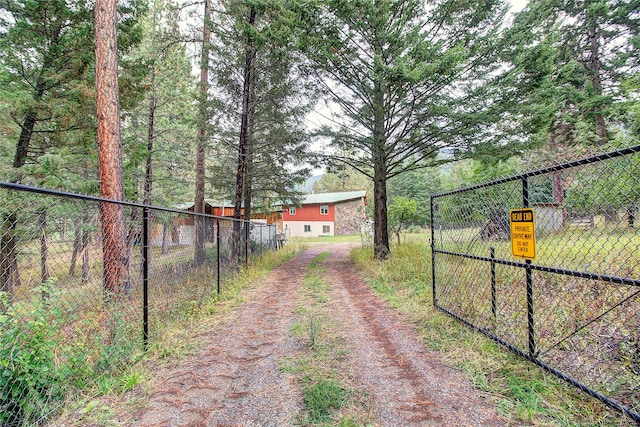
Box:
351;241;637;426
45;241;305;426
284;251;374;426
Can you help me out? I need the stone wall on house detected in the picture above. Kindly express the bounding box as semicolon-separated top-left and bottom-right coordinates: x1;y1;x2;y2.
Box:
334;198;366;236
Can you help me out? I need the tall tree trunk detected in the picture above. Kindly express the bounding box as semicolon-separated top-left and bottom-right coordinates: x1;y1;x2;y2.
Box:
588;18;608;146
70;210;91;276
550;122;565;205
82;222;90;284
1;212;20;297
39;209;50;284
242;54;257;225
69;221;82;276
60;217;66;240
14;108;38;169
144;67;156;207
162;222;170;255
125;207;139;297
372;73;389;260
233;6;257;261
194;0;211;266
13;76;48;170
95;0;128;300
144;67;157;266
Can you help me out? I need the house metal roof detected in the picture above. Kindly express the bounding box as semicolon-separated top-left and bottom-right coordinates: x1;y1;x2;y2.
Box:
175;191;367;211
301;190;367;205
173;199;234;211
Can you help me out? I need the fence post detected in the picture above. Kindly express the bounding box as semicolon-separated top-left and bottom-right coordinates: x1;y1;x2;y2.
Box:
522;177;536;357
216;217;220;296
430;196;437;307
490;246;496;323
142;205;149;350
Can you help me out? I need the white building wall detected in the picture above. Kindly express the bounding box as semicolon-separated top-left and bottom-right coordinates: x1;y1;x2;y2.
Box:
178;225;194;245
284;221;335;237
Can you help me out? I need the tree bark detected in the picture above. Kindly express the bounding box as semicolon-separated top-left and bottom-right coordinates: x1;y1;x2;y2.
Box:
588;17;608;145
82;223;90;284
1;212;20;297
69;221;82;276
80;217;91;285
125;207;139;297
144;67;156;207
95;0;128;300
13;72;49;169
550;122;565;205
194;0;211;266
162;222;170;255
242;50;257;225
372;70;389;260
14;108;39;169
233;6;257;261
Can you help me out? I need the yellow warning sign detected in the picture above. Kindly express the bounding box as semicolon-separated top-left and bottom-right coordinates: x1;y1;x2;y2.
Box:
510;208;536;260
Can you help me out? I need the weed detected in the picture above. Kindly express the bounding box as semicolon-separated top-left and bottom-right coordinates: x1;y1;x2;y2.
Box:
308;314;322;349
351;242;631;426
302;379;352;424
0;280;92;426
287;251;372;426
118;370;145;394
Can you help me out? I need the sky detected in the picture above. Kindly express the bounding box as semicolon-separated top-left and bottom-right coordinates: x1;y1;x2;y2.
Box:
511;0;528;13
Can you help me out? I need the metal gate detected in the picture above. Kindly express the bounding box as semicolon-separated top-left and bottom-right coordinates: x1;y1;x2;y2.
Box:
430;146;640;421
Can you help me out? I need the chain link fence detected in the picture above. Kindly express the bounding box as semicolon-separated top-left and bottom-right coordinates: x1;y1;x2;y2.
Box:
431;145;640;421
0;182;281;426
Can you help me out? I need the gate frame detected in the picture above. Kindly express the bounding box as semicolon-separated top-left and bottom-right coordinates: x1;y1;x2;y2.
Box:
430;145;640;422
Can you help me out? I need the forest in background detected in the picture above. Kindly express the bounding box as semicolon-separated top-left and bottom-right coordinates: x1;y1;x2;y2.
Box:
1;0;639;261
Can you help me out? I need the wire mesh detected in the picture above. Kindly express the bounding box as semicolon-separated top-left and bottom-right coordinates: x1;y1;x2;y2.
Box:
0;183;281;426
431;146;640;421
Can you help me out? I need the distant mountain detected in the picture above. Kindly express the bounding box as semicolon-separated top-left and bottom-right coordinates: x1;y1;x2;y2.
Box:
303;174;323;193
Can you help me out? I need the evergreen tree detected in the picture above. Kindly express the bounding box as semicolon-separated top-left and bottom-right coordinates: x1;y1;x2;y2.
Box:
387;167;443;227
294;0;508;259
121;0;198;207
209;0;314;217
95;0;128;298
503;0;640;151
0;0;94;181
0;0;146;189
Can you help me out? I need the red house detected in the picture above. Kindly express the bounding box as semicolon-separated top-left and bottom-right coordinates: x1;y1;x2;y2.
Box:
282;191;367;237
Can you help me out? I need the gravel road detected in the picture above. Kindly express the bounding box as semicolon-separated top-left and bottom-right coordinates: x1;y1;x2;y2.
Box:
119;243;507;426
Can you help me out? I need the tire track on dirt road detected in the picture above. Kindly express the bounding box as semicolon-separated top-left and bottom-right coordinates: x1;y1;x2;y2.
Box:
70;243;507;426
322;242;506;427
131;247;328;427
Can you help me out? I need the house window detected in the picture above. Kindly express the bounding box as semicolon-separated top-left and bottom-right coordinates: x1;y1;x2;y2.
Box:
323;225;330;234
304;225;311;233
289;207;296;215
320;205;329;215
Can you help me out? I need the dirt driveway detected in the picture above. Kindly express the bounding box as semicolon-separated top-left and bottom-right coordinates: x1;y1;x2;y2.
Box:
125;243;507;426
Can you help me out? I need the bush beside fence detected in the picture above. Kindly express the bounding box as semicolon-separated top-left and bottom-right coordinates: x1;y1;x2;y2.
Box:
0;183;280;426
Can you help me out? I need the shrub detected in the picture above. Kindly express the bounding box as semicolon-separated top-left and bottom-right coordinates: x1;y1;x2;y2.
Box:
0;280;90;426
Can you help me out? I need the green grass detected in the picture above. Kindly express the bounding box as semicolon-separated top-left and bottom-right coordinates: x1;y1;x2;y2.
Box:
285;252;372;426
292;234;361;244
303;379;353;425
46;241;305;426
351;241;637;426
434;225;640;277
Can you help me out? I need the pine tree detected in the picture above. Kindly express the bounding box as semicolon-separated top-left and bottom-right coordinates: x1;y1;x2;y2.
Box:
121;0;198;207
209;0;314;232
294;0;508;259
0;0;94;179
503;0;640;151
